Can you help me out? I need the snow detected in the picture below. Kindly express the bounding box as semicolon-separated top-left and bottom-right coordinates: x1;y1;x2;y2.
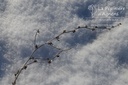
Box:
0;0;128;85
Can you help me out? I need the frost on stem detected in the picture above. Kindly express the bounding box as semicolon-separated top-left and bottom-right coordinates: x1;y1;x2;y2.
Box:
12;23;122;85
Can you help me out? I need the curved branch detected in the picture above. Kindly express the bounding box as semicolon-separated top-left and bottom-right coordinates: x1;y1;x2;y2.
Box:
12;23;121;85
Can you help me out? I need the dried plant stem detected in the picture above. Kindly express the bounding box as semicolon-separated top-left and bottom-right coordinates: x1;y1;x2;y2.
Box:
12;23;121;85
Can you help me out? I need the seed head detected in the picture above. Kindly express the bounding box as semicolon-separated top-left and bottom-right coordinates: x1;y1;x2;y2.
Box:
78;26;80;28
24;66;27;70
48;60;52;64
63;30;66;33
72;30;76;33
91;28;95;31
47;42;53;45
56;55;59;57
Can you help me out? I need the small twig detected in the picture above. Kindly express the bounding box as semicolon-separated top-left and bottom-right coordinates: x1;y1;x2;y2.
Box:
53;48;71;60
12;23;121;85
26;60;38;66
75;23;122;31
34;29;40;49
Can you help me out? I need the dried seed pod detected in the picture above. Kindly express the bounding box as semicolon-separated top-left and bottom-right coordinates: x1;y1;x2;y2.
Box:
47;42;53;45
95;26;98;28
78;26;80;28
104;26;107;28
48;60;52;64
56;55;59;57
72;30;76;33
56;36;60;41
117;23;122;26
23;66;27;70
47;58;50;60
112;26;114;28
119;23;121;25
35;45;38;49
63;30;66;33
30;57;34;59
14;74;17;76
85;25;88;28
37;29;40;33
91;28;95;31
12;82;16;85
108;28;111;30
34;60;37;62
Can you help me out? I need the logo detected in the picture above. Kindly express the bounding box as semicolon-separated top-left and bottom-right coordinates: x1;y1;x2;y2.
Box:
88;4;126;18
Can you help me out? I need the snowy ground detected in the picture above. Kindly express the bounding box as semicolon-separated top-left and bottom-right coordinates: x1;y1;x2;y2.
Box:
0;0;128;85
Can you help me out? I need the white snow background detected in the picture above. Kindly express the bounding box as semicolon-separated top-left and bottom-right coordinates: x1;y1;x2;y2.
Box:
0;0;128;85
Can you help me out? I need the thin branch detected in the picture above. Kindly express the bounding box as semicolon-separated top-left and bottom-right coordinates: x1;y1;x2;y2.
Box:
12;23;121;85
34;29;40;49
75;23;122;31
